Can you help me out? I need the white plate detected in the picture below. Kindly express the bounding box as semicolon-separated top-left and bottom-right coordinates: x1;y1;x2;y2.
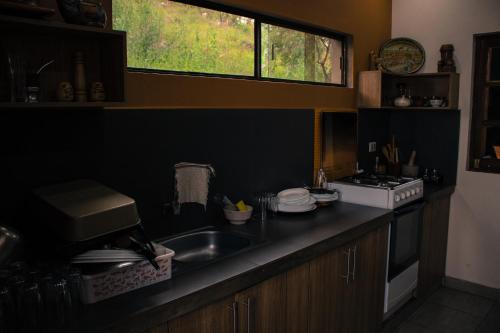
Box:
280;196;310;205
278;203;317;213
316;198;337;202
71;258;144;264
311;192;339;202
71;249;145;264
279;196;316;206
311;193;335;199
277;188;310;203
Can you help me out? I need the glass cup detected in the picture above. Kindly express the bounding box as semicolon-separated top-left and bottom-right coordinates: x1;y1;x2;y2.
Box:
254;193;278;223
16;282;42;333
61;267;82;326
0;285;16;333
40;276;72;333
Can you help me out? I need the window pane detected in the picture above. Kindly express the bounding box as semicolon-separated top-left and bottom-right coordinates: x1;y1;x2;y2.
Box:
261;24;343;84
485;127;500;157
113;0;254;76
488;87;500;121
490;47;500;81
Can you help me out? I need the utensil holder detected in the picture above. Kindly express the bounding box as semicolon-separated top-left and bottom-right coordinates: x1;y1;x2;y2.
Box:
402;164;419;178
387;162;401;177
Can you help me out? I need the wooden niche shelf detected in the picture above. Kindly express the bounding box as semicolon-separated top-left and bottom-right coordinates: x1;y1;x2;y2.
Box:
358;70;459;110
0;14;126;109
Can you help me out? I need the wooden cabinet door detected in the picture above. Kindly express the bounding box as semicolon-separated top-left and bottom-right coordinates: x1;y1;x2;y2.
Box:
308;246;347;333
345;225;389;333
236;274;287;333
418;196;451;298
161;225;389;333
168;296;237;333
308;225;388;333
285;263;310;333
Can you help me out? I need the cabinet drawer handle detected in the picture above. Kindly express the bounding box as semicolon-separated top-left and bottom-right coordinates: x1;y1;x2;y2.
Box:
227;302;238;333
243;297;253;333
340;248;351;285
351;245;357;282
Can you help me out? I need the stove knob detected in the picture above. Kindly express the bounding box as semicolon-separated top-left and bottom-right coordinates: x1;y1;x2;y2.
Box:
406;190;411;197
415;187;421;194
400;192;406;199
411;189;416;195
395;194;401;202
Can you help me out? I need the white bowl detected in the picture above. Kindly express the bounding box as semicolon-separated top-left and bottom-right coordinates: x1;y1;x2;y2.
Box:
429;99;443;107
223;205;253;225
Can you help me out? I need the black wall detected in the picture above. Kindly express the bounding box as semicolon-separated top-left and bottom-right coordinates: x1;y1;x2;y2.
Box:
0;108;314;238
358;109;460;185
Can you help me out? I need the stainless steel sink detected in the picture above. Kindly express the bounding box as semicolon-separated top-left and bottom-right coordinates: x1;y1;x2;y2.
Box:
160;230;255;264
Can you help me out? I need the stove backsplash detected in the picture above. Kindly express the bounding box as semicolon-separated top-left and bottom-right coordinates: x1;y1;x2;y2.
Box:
357;109;460;185
0;108;313;238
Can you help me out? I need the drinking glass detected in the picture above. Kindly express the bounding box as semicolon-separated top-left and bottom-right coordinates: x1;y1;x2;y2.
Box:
62;267;82;327
258;195;268;222
0;285;16;333
40;276;72;333
267;193;279;215
254;193;278;222
16;282;42;333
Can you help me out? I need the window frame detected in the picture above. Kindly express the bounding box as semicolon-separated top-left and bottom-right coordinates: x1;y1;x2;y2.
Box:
469;31;500;174
120;0;349;87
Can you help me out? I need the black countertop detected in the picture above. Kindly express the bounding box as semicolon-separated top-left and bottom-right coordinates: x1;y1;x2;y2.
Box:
78;202;393;333
424;184;455;202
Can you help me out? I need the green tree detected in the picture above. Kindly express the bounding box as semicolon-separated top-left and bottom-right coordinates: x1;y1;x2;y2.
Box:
113;0;340;83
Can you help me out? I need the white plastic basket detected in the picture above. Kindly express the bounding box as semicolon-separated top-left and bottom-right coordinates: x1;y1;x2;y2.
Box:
80;244;175;304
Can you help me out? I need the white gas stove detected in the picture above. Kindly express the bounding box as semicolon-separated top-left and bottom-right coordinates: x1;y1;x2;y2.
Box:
329;173;425;318
328;174;424;209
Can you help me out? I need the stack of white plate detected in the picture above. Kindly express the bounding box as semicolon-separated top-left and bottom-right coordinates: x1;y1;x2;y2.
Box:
277;188;317;213
310;191;339;204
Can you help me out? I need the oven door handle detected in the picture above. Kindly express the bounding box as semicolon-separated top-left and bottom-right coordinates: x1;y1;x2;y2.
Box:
394;201;425;216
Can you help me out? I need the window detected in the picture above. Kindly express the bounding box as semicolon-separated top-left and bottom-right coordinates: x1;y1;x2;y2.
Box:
113;1;254;76
113;0;346;86
261;24;343;84
469;32;500;173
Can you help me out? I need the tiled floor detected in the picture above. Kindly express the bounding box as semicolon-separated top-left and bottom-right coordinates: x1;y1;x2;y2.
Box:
394;288;500;333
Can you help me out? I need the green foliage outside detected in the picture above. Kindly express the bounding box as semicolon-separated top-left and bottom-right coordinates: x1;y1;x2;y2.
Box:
261;27;342;83
113;0;341;83
113;0;254;75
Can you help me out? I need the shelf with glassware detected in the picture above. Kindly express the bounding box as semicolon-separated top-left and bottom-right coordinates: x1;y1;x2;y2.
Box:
0;14;126;109
357;71;459;110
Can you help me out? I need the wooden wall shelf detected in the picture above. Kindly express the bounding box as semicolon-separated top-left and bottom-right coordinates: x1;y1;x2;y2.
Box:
0;2;55;18
358;70;459;109
362;106;457;111
0;14;123;36
0;102;124;109
0;14;126;108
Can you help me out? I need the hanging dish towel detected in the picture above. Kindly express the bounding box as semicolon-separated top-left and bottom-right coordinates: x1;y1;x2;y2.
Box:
173;162;215;215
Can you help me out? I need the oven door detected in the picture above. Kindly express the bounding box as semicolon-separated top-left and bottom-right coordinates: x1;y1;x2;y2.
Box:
388;201;424;281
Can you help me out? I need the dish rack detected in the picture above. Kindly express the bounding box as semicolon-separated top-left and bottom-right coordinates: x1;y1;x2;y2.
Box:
80;244;175;304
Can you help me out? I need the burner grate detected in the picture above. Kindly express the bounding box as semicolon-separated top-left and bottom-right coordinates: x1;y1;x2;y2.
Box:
344;173;419;189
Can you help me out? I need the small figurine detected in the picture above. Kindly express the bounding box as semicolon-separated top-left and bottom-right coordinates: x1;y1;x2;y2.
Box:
369;50;382;71
438;44;456;72
56;81;74;101
89;81;105;101
394;83;411;107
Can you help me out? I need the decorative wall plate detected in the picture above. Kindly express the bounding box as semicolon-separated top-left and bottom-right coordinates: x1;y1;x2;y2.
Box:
378;38;425;74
